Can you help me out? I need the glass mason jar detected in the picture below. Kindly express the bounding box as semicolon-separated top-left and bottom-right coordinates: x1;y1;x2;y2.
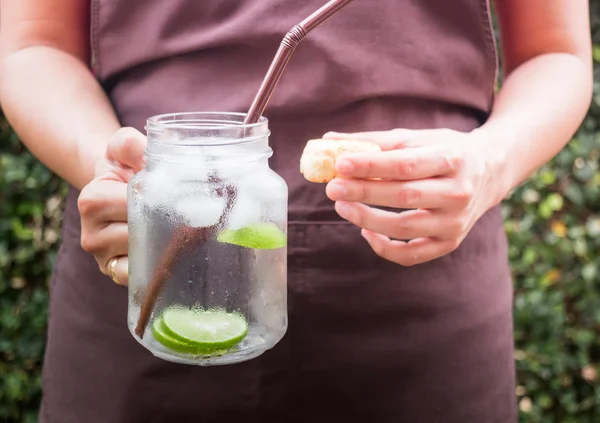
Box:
127;112;288;366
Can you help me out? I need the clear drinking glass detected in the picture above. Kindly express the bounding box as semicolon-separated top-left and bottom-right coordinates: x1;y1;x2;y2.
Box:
127;112;288;366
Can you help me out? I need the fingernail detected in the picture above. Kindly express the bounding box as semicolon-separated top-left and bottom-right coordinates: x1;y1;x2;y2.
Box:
323;131;347;139
327;181;347;198
336;158;354;174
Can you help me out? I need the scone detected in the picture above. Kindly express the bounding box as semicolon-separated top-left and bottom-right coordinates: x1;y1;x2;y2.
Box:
299;138;381;183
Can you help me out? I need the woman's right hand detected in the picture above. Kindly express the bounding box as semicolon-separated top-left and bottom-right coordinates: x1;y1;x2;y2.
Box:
77;127;147;286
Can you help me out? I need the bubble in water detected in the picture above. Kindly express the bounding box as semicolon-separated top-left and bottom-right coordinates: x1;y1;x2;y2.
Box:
266;203;287;222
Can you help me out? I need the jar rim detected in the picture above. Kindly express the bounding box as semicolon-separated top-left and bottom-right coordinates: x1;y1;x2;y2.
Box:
145;111;272;157
146;112;268;133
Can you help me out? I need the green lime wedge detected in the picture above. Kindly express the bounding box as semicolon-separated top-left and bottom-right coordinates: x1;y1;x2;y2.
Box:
217;222;286;249
152;317;204;355
160;307;248;354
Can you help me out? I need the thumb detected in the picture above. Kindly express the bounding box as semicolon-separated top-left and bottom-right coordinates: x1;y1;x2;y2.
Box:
106;127;147;172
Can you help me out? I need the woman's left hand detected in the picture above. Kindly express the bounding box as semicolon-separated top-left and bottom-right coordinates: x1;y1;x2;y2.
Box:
324;128;504;266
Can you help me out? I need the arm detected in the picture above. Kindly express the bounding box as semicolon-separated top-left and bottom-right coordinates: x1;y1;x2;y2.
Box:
0;0;121;190
480;0;593;204
319;0;593;266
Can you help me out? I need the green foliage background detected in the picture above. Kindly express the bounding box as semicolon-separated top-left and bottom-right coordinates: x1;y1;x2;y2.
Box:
1;4;599;423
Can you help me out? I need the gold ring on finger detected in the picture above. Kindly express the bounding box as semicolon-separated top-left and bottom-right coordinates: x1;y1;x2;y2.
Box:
108;256;122;285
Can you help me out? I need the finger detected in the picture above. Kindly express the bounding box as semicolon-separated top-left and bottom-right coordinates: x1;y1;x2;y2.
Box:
327;177;470;209
106;127;147;172
361;230;458;266
323;129;411;151
335;203;443;240
106;256;129;286
78;180;128;222
323;129;443;151
81;222;129;263
335;147;456;181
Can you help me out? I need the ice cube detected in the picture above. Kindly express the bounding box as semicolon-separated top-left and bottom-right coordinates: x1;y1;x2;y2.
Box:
238;170;287;203
215;165;248;182
226;189;261;230
171;159;210;183
175;196;226;228
143;167;175;207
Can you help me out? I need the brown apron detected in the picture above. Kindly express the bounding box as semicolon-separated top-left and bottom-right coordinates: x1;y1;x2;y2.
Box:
40;0;518;421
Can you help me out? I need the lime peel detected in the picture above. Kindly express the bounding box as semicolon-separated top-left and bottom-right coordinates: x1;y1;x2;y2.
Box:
217;222;286;249
154;307;248;355
152;318;204;355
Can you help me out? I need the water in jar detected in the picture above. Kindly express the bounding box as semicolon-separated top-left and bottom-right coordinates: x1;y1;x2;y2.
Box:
127;146;288;366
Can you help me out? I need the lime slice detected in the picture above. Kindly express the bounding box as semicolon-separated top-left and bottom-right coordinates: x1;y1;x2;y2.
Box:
161;307;248;354
217;222;286;249
152;317;203;354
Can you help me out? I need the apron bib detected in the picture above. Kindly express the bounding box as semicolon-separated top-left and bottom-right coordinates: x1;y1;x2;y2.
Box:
40;1;517;421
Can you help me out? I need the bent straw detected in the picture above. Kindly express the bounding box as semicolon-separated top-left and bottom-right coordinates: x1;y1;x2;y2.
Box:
244;0;354;124
136;0;354;339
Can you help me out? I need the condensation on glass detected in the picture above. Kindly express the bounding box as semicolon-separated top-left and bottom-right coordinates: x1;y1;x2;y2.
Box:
127;112;288;366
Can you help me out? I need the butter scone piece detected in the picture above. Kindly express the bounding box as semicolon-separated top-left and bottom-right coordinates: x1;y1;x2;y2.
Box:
299;138;382;183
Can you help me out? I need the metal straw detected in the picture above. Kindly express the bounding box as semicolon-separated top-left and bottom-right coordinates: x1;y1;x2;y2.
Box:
135;0;354;340
244;0;354;124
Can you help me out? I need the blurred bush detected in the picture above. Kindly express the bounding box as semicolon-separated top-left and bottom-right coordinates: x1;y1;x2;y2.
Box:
0;113;66;423
1;4;600;423
503;2;600;420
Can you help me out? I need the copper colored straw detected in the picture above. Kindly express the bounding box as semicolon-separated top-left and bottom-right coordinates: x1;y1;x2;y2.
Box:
135;182;237;338
134;226;207;338
135;0;354;339
244;0;354;124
